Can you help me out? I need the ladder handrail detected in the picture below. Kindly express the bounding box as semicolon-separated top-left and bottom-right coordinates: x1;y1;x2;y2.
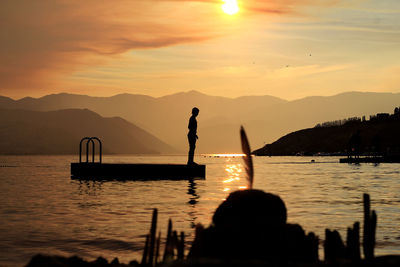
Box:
79;137;102;163
79;137;90;163
89;137;102;163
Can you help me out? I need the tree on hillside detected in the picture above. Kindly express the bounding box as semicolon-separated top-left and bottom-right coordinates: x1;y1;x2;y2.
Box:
347;130;361;159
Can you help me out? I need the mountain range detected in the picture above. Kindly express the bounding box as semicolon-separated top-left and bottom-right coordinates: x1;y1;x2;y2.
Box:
0;108;175;155
1;91;400;153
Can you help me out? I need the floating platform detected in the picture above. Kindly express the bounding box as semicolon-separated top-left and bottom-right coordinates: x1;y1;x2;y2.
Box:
71;163;206;180
71;137;205;180
340;156;400;163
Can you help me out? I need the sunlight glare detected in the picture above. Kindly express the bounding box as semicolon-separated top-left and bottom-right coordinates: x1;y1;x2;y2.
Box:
222;0;239;15
209;153;245;157
222;163;247;193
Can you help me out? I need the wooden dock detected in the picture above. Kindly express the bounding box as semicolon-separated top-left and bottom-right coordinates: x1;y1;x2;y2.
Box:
70;137;205;180
71;163;206;180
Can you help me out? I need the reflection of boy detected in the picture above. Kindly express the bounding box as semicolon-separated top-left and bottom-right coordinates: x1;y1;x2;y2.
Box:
187;107;199;165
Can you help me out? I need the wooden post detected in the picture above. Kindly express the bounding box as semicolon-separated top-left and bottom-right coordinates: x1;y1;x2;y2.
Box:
363;193;370;259
363;193;376;260
324;229;345;262
173;230;179;258
163;219;174;262
141;234;149;266
178;231;185;260
371;210;377;258
353;221;361;261
306;232;319;262
155;232;161;265
346;221;360;261
148;209;158;266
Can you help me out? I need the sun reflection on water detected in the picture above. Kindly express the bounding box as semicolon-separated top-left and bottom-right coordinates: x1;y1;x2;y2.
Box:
204;153;245;158
222;158;248;196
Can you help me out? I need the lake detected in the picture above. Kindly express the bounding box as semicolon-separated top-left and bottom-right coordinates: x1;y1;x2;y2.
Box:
0;155;399;266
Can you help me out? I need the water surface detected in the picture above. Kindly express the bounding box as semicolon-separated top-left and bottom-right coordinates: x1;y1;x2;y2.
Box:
0;155;399;266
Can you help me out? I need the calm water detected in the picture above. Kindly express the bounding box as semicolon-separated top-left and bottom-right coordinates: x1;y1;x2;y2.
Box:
0;155;399;266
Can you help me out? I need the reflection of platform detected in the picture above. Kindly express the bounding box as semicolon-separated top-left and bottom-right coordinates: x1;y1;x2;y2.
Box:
71;163;206;180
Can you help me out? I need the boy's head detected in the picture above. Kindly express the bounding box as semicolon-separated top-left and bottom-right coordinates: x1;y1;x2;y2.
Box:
192;107;199;116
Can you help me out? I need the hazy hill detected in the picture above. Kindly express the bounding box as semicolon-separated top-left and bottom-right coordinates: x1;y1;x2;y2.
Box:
1;91;400;153
253;115;400;156
0;108;176;155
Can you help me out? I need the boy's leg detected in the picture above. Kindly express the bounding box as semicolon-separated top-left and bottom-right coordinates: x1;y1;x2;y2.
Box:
188;137;196;164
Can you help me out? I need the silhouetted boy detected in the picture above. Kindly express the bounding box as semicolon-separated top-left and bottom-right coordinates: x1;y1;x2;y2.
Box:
187;107;199;165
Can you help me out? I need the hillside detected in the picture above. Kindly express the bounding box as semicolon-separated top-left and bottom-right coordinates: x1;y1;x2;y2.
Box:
0;108;176;155
2;91;400;153
253;113;400;156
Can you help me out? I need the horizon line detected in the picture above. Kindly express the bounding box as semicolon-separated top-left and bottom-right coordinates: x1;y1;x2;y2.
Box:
1;89;399;102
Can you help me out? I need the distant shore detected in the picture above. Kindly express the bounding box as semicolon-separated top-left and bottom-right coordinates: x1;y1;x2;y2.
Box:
253;113;400;157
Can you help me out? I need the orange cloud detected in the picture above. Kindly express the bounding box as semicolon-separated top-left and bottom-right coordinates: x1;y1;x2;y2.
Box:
0;0;220;92
0;0;344;94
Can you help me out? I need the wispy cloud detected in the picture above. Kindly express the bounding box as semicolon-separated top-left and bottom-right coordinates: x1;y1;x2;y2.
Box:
0;0;380;95
0;0;222;91
271;64;353;78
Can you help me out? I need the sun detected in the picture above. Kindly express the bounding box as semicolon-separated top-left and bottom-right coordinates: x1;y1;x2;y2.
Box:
222;0;239;15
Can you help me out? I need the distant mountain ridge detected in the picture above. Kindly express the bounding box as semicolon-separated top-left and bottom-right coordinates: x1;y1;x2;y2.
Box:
0;108;176;155
1;90;400;153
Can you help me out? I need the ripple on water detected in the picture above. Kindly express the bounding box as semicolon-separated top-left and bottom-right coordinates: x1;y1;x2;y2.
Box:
0;155;399;266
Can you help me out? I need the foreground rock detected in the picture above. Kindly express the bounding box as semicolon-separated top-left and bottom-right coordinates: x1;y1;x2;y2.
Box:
189;189;318;263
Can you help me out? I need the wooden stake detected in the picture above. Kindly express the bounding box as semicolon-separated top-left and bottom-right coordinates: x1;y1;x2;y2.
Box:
178;231;185;260
363;193;377;260
163;219;174;262
155;232;161;266
148;209;158;266
346;221;360;261
371;210;377;258
141;234;150;266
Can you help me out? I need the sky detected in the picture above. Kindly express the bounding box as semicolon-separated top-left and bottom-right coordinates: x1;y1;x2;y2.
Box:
0;0;399;100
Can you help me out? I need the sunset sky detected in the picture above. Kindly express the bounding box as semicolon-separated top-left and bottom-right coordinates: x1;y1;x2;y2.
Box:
1;0;399;100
